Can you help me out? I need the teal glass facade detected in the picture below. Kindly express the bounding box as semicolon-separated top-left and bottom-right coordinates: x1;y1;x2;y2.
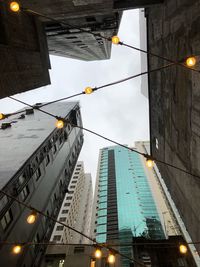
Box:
95;146;165;266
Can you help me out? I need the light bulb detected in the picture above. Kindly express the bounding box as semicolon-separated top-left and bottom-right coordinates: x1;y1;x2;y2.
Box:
27;211;37;224
179;244;187;254
12;245;22;254
146;158;154;168
10;1;20;12
108;253;115;264
84;87;93;94
95;248;102;258
56;119;64;129
0;113;5;120
112;36;120;45
185;56;196;67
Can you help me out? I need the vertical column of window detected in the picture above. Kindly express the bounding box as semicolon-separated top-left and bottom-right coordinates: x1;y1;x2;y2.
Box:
107;150;119;241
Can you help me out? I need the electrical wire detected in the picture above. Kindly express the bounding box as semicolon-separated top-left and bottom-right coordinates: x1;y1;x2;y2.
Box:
5;96;200;180
0;189;146;267
21;6;200;74
8;62;174;111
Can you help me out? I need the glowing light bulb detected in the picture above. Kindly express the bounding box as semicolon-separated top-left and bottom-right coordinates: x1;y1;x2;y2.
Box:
84;87;93;94
108;254;115;264
186;56;196;67
179;244;188;254
12;245;22;254
0;113;5;120
56;119;64;129
10;1;20;12
27;211;37;224
95;248;102;258
146;158;154;168
112;36;120;45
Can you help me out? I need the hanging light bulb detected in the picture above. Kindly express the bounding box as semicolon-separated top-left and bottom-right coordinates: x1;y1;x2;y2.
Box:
185;56;196;67
12;245;22;254
0;113;6;120
84;87;93;94
111;36;120;45
10;1;20;12
179;244;188;254
27;210;37;224
94;248;102;259
56;119;64;129
146;158;154;168
108;253;115;264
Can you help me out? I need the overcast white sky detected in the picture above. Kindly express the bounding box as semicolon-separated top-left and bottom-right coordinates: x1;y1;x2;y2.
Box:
0;9;149;188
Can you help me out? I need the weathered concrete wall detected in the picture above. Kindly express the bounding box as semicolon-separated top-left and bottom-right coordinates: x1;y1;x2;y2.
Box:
147;0;200;250
0;1;50;99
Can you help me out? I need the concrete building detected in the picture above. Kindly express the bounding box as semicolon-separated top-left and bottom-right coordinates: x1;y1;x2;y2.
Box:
0;0;51;99
139;9;148;98
132;236;196;267
50;161;93;244
19;0;163;61
92;145;166;267
0;102;83;267
135;141;180;237
146;0;200;255
45;13;121;61
42;162;93;267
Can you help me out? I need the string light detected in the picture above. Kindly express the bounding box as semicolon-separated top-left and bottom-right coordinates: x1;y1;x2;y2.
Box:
94;248;102;258
27;210;37;224
111;36;120;45
10;1;20;12
84;87;94;94
146;158;154;168
0;113;6;120
179;244;188;254
108;253;116;264
185;56;197;67
12;245;22;254
5;96;200;181
56;119;65;129
17;6;200;74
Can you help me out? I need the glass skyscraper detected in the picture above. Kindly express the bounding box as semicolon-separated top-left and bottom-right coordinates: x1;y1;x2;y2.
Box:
93;145;165;266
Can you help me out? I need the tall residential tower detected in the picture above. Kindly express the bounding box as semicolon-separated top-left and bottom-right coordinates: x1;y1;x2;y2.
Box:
0;102;83;267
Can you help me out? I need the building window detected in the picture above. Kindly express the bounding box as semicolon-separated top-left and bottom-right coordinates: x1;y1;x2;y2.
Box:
66;196;72;200
56;225;64;231
70;185;75;189
1;209;13;230
59;217;66;222
59;259;65;267
35;167;41;181
0;195;8;212
71;181;77;184
64;203;70;207
45;154;50;166
19;174;26;185
53;144;57;154
53;235;61;242
62;210;68;214
74;246;85;253
21;185;30;201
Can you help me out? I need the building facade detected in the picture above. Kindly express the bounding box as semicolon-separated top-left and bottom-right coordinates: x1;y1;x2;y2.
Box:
45;13;121;61
0;0;51;99
135;141;180;237
50;161;93;244
19;0;163;61
43;161;93;267
92;145;166;267
146;0;200;255
0;102;83;267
